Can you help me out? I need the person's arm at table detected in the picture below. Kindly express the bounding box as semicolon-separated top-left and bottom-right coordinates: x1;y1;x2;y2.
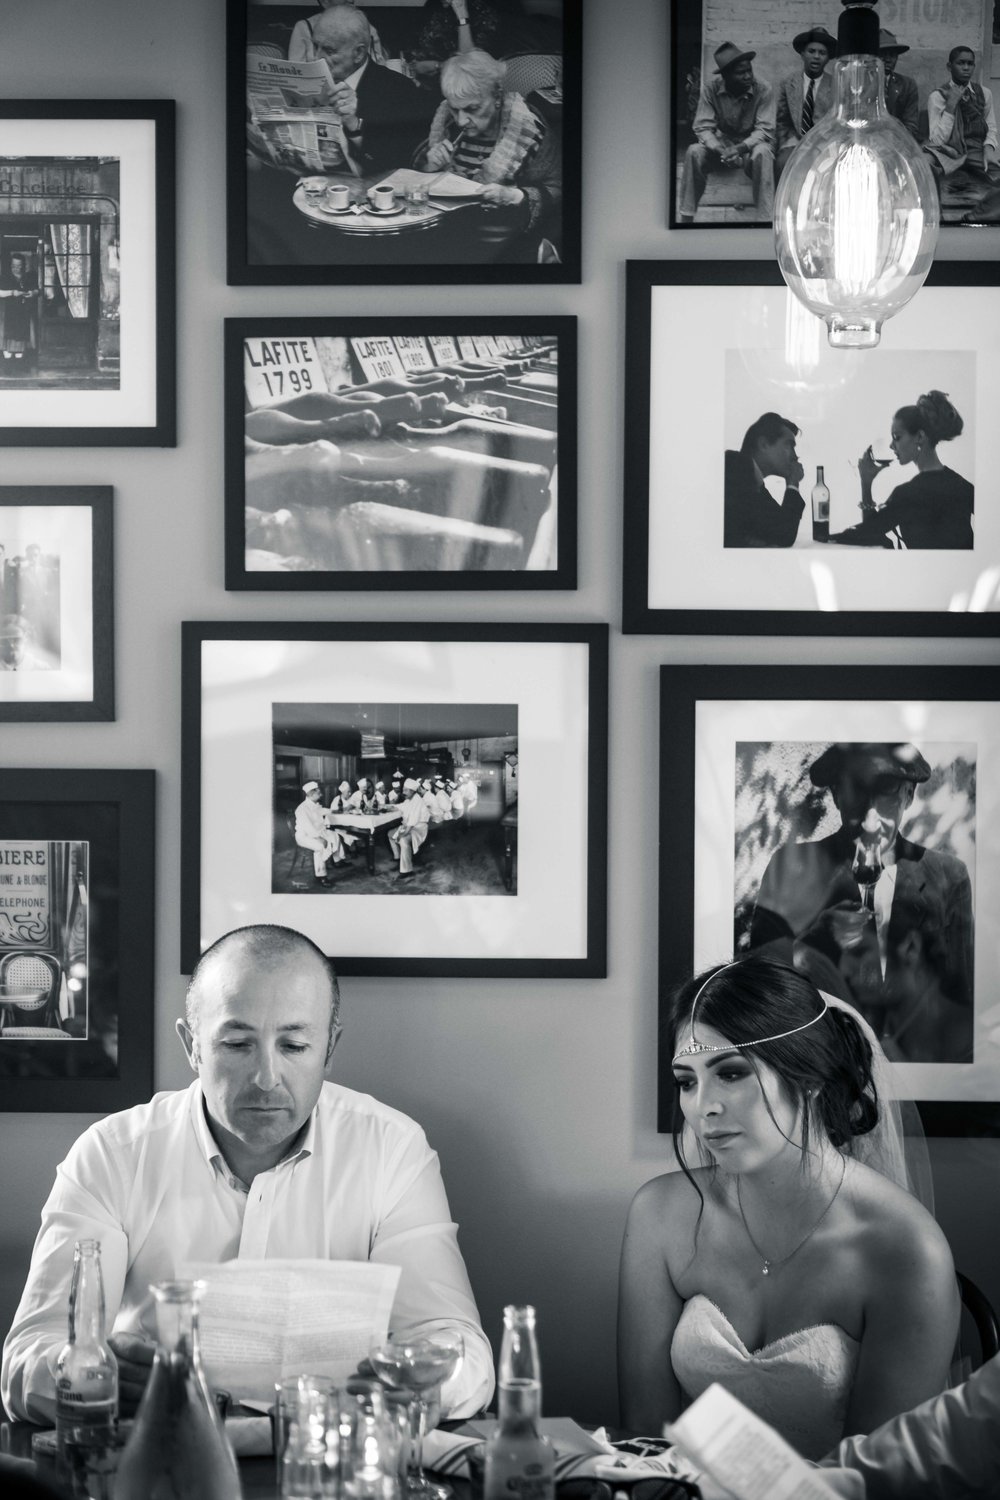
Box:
368;1122;494;1419
617;1174;686;1433
1;1128;130;1423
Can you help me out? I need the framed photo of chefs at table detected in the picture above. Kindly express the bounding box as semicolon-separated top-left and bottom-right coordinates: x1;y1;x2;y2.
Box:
0;769;155;1113
225;315;575;589
0;99;175;446
181;620;607;977
670;0;1000;232
228;0;581;284
623;259;1000;637
657;663;1000;1136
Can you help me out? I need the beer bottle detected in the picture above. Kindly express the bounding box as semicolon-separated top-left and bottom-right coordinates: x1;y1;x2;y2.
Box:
811;465;830;542
484;1305;555;1500
55;1239;118;1500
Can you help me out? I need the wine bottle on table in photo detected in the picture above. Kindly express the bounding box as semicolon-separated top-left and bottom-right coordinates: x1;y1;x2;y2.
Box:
484;1306;554;1500
114;1280;240;1500
55;1238;118;1500
811;465;830;542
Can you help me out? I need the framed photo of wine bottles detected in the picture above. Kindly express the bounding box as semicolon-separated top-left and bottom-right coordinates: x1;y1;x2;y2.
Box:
181;620;608;978
623;260;1000;636
657;663;1000;1135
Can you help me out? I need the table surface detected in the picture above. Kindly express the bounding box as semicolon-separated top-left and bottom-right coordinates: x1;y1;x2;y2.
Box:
327;808;403;830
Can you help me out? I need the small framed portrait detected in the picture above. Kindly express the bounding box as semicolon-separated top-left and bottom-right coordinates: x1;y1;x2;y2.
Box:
0;769;155;1113
0;100;175;446
227;0;581;284
0;487;113;721
658;663;1000;1135
226;315;575;590
181;620;608;977
623;260;1000;636
671;1;1000;235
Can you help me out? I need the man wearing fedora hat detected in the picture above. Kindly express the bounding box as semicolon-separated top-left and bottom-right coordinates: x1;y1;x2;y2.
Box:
776;25;836;177
879;29;920;140
679;41;776;222
748;742;974;1061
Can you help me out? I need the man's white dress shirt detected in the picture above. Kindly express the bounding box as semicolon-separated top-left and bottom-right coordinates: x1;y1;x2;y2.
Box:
2;1081;493;1422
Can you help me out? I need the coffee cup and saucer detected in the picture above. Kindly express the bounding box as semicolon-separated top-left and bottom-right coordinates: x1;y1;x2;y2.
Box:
366;185;403;216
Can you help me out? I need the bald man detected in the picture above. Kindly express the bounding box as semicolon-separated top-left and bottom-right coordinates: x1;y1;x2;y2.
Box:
2;925;493;1423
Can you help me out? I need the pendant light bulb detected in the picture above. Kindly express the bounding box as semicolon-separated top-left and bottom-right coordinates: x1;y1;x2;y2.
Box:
773;2;939;349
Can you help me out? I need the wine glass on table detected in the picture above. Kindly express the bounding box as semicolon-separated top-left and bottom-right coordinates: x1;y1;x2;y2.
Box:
852;808;883;915
368;1330;464;1499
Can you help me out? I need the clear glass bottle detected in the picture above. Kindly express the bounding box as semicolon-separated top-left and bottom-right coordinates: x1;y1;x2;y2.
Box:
483;1306;554;1500
811;466;830;543
114;1279;241;1500
55;1238;119;1500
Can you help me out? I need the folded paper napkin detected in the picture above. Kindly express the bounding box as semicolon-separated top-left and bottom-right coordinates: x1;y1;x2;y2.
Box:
423;1421;703;1488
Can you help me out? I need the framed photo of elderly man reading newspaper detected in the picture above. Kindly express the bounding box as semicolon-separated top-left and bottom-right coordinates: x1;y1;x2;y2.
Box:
0;100;175;445
228;0;581;284
657;663;1000;1136
670;0;1000;232
226;315;575;588
0;769;155;1113
181;620;607;977
623;259;1000;636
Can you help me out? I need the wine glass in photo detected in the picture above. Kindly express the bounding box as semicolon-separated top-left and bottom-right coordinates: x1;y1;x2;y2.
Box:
368;1330;464;1499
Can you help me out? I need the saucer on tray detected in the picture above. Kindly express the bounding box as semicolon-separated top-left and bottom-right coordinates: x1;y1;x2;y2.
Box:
365;201;405;216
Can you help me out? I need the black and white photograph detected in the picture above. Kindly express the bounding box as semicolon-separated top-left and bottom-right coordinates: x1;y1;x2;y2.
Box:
182;621;607;976
0;770;155;1113
273;700;518;894
0;487;113;721
622;259;1000;636
0;101;175;446
228;0;581;283
657;664;1000;1134
226;316;575;589
671;0;1000;229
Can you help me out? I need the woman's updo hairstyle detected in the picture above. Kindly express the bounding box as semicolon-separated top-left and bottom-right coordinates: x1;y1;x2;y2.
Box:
666;953;880;1177
894;389;964;446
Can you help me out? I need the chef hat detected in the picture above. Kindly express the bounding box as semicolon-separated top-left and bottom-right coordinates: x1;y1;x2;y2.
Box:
302;780;319;794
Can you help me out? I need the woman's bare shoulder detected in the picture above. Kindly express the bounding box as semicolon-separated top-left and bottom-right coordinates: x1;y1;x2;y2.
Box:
846;1159;955;1274
626;1166;713;1231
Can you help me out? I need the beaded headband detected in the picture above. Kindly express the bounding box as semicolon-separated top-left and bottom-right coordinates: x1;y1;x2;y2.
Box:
671;960;829;1064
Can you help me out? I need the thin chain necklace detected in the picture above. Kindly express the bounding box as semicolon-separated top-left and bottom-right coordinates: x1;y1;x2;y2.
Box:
735;1153;847;1277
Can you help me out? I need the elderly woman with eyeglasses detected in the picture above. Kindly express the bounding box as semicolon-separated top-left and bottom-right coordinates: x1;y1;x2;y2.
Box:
415;49;561;245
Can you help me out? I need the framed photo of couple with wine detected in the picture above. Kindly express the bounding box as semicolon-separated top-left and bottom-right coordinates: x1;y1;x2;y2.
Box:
623;260;1000;636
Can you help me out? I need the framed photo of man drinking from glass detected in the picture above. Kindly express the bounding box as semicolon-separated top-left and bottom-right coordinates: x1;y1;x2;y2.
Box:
228;0;581;284
657;663;1000;1137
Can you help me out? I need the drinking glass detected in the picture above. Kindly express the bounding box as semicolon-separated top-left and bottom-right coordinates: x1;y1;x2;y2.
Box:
368;1331;464;1500
274;1374;339;1499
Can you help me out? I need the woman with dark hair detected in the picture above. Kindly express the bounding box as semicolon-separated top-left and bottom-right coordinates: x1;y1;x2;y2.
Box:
617;954;958;1459
854;389;973;548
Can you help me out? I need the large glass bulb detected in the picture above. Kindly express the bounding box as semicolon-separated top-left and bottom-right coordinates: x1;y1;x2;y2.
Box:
774;53;939;348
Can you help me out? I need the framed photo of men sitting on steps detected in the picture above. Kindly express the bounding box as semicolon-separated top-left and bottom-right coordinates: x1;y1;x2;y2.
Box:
229;0;582;283
225;315;576;590
181;620;608;978
670;1;1000;233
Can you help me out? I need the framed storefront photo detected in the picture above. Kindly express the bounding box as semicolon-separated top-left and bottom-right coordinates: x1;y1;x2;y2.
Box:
623;260;1000;636
0;100;175;446
226;315;575;590
657;663;1000;1136
181;620;607;978
0;486;113;722
228;0;581;284
0;769;155;1113
670;0;1000;234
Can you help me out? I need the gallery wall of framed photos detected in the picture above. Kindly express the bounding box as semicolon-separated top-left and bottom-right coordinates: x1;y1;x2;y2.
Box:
1;0;999;1425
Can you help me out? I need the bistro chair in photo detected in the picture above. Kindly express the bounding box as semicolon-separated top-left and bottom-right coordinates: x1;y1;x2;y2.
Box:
956;1271;1000;1375
0;950;64;1034
283;810;312;888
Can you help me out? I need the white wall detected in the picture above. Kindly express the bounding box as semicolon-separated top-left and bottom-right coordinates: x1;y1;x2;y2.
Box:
1;0;999;1423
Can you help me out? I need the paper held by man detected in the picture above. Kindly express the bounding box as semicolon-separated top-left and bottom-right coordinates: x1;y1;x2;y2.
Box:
183;1258;400;1405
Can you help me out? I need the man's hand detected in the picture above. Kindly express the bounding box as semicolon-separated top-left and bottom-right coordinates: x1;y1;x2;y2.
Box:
944;81;967;111
481;184;524;207
788;459;805;489
425;139;456;172
108;1332;156;1416
329;81;360;125
719;147;742;166
807;899;873;953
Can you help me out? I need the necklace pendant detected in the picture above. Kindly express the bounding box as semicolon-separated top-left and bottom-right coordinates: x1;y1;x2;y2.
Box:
762;1262;770;1276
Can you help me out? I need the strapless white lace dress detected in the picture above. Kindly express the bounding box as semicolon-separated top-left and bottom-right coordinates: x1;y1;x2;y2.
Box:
671;1294;860;1461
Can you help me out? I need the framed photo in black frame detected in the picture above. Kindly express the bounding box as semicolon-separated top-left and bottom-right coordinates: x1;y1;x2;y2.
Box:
623;260;1000;637
228;0;581;284
0;769;155;1113
657;663;1000;1136
182;620;607;978
670;0;999;233
226;316;575;590
0;100;176;446
0;486;113;722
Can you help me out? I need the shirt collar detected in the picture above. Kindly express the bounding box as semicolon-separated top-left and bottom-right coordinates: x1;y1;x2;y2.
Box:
346;59;368;94
189;1081;317;1175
